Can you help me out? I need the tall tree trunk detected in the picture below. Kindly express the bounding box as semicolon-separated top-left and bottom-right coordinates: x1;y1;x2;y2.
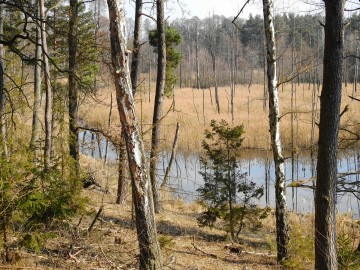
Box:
211;52;220;113
150;0;166;213
195;23;200;90
30;3;42;155
315;1;345;269
262;0;289;263
131;0;143;95
68;0;80;176
39;0;53;171
106;1;163;269
0;3;7;158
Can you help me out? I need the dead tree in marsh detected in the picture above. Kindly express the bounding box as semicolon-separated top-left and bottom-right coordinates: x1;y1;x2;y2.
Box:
262;0;289;263
195;22;200;89
150;0;166;213
315;1;345;269
106;0;163;268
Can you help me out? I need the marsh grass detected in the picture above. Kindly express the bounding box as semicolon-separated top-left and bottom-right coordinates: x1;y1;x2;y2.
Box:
80;83;360;155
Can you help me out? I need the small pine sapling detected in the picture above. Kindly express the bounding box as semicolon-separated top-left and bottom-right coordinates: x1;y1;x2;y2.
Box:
197;120;267;240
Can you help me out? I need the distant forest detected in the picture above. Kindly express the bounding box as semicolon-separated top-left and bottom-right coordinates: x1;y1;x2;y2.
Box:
125;13;360;89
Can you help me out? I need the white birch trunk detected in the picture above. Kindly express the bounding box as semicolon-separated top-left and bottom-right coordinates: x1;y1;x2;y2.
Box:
262;0;289;262
30;2;42;155
0;4;7;158
106;0;163;269
39;0;52;171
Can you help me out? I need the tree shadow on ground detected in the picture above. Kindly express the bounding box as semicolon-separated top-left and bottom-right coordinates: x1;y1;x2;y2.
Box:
100;214;225;242
157;219;225;242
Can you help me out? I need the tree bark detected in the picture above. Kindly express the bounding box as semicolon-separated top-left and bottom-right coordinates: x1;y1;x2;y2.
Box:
30;2;42;156
68;0;80;176
106;0;163;269
195;23;200;90
150;0;166;213
262;0;289;263
315;1;345;269
131;0;142;95
0;3;7;158
211;52;220;113
116;135;127;204
39;0;53;171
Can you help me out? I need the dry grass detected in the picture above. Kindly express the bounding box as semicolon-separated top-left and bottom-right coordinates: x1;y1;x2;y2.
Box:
1;156;282;269
2;155;358;269
80;82;360;155
5;167;359;269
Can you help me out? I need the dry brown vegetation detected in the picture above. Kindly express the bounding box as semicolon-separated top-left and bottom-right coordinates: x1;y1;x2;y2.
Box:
2;156;358;269
80;82;360;155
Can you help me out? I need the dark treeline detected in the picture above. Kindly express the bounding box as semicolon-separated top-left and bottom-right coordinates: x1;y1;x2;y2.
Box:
133;13;360;89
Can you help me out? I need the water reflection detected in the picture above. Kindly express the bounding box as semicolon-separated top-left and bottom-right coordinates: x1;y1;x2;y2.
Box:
79;131;360;218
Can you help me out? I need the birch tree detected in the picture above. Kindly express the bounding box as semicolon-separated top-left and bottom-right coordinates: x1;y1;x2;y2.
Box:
0;3;7;158
106;0;163;268
262;0;289;262
39;0;53;171
315;1;345;269
30;1;42;156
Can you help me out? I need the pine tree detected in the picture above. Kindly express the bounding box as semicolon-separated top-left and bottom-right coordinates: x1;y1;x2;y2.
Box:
149;26;182;97
197;120;265;240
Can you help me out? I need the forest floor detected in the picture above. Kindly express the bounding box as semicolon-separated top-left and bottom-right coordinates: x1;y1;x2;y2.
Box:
0;176;280;269
1;156;359;270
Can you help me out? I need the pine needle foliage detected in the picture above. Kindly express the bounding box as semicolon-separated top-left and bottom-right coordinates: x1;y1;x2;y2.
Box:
149;25;182;97
197;120;266;240
0;146;85;258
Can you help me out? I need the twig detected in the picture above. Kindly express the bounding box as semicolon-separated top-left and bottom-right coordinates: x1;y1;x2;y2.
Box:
232;0;251;29
191;236;217;258
349;95;360;102
99;245;120;269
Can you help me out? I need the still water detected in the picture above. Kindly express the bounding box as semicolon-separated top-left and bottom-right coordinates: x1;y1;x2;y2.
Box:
80;131;360;219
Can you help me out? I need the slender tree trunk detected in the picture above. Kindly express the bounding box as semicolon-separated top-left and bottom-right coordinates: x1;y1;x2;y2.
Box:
160;122;180;188
195;23;200;90
315;1;345;269
150;0;166;213
104;93;113;165
106;1;162;268
262;0;289;263
116;136;127;204
39;0;53;171
30;4;42;154
353;46;358;96
0;4;7;158
131;0;143;95
68;0;80;176
211;53;220;113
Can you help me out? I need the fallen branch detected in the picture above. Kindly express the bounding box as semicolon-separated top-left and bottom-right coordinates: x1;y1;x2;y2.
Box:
77;125;119;148
88;205;104;233
192;238;217;258
161;122;180;188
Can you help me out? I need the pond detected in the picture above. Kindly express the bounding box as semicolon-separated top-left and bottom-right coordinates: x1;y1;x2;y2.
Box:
79;131;360;219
